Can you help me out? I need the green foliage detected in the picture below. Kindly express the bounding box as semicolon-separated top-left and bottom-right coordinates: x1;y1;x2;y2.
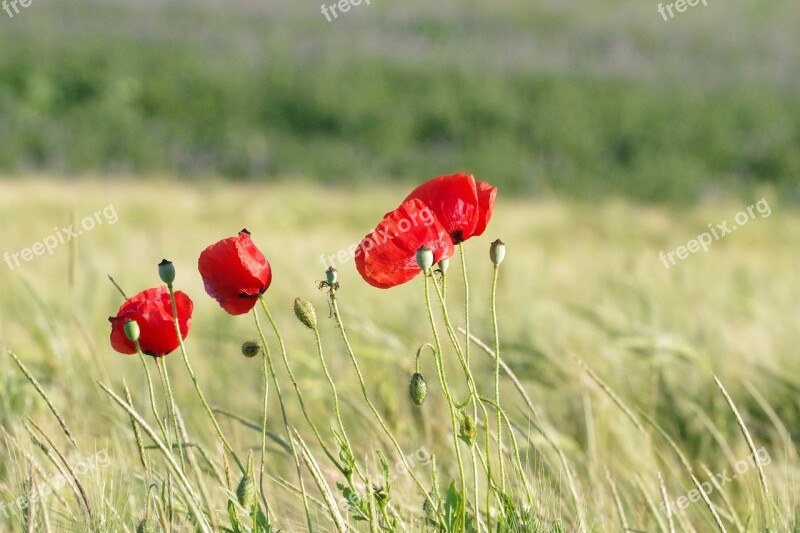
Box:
0;1;798;203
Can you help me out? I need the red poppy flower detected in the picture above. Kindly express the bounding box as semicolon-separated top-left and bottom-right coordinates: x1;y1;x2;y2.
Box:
109;287;193;357
404;173;497;243
198;229;272;315
355;198;454;288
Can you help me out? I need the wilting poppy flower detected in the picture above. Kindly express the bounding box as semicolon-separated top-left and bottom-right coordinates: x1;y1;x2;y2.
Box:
355;198;454;288
404;173;497;244
198;229;272;315
109;287;193;357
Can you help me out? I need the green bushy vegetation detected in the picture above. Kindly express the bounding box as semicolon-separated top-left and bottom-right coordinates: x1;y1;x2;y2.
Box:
0;0;798;202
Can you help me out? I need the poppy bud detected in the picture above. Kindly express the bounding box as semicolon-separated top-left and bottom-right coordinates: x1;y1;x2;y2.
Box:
490;239;505;265
294;297;318;330
326;267;338;286
409;373;427;405
437;258;450;273
459;414;477;445
373;484;389;506
158;259;176;286
416;246;434;273
241;340;262;358
123;320;140;343
237;453;256;509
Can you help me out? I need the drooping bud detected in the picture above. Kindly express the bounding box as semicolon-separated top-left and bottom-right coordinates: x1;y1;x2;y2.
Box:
409;373;427;406
373;484;389;506
294;297;318;330
158;259;176;286
489;239;506;265
326;266;338;285
459;414;477;445
237;452;256;509
241;340;262;358
124;319;140;343
437;258;450;273
416;246;434;273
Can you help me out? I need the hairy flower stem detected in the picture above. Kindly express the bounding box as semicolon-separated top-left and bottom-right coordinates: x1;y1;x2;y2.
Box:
157;357;186;472
253;305;315;533
312;326;366;483
490;263;505;489
430;277;495;524
423;274;467;530
253;312;271;519
166;286;244;474
258;297;343;472
136;349;170;447
329;292;446;527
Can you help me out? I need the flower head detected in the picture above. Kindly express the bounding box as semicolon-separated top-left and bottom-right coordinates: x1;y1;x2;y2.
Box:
355;198;454;288
109;287;193;357
198;229;272;315
404;173;497;244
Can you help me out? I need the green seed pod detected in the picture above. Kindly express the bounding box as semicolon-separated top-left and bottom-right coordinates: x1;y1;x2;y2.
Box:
124;320;140;343
409;373;427;406
326;266;338;285
294;297;318;330
416;246;433;272
489;239;506;265
459;414;477;445
437;258;450;273
158;259;176;286
241;340;262;358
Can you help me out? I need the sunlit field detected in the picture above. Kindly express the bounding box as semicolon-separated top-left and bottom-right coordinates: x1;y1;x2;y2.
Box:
0;178;798;531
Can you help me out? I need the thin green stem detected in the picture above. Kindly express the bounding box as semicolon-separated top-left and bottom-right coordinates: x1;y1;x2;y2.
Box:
258;297;343;472
157;357;186;472
329;292;445;527
490;263;505;489
136;347;170;447
312;326;366;483
253;305;315;532
253;310;271;520
423;274;466;530
166;285;243;473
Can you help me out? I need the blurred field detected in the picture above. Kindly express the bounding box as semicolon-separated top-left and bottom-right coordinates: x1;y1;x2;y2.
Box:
0;179;798;530
1;0;800;201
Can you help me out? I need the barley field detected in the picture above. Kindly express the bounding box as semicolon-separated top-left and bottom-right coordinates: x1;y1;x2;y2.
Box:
0;178;797;531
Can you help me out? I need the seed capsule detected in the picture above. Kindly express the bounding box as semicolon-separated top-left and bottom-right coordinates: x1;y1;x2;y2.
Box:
489;239;506;265
416;246;434;273
158;259;176;286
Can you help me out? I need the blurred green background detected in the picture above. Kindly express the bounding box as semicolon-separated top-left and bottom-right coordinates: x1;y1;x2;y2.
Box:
1;0;798;202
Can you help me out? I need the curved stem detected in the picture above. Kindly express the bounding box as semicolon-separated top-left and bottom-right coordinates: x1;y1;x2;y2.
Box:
136;348;170;446
329;292;445;527
423;274;466;530
166;286;243;473
258;297;343;472
312;326;366;483
253;304;315;532
157;356;185;472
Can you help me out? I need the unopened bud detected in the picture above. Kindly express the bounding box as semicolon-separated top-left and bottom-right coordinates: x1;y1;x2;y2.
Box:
237;453;256;509
241;340;262;358
416;246;434;273
294;297;318;330
158;259;176;286
489;239;506;265
459;414;477;445
124;320;140;343
409;373;427;406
